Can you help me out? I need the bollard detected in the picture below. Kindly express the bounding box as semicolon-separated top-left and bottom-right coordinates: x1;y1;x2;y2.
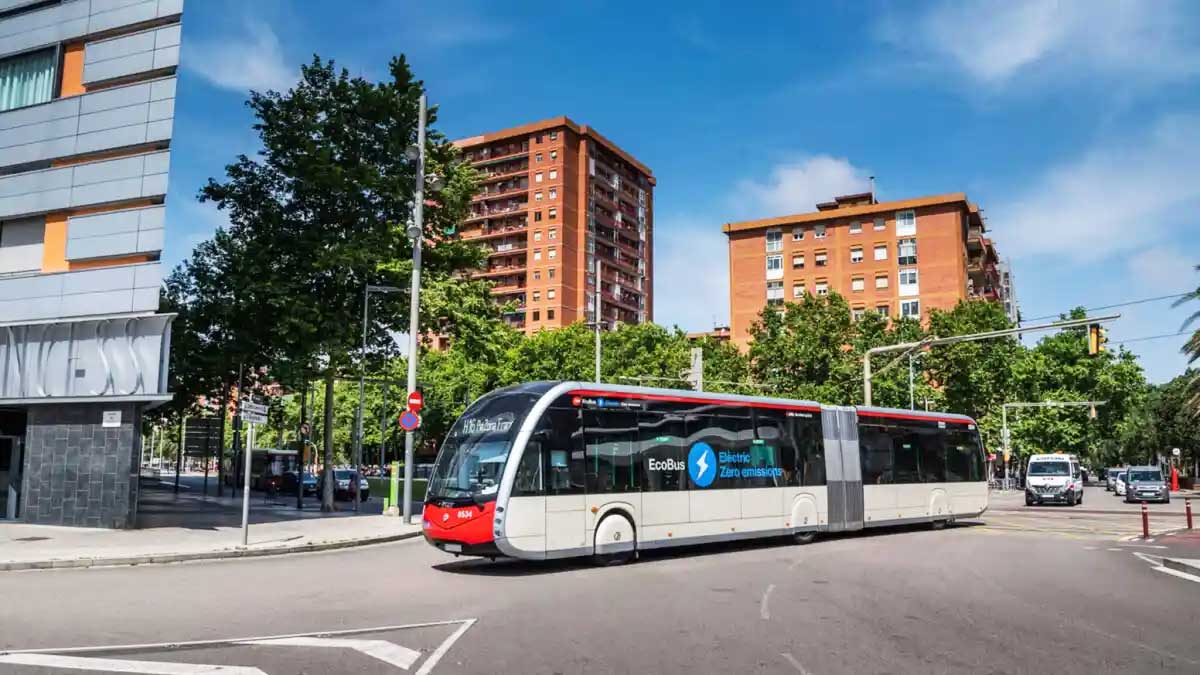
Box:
1141;501;1149;539
1187;498;1193;530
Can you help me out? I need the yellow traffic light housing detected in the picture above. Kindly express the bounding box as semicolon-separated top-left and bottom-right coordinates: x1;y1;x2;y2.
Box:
1087;324;1102;355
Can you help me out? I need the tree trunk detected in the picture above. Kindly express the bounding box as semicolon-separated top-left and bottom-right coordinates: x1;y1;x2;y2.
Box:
321;370;336;512
216;385;229;497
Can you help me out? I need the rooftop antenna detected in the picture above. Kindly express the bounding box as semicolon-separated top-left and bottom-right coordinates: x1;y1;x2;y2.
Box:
869;176;876;204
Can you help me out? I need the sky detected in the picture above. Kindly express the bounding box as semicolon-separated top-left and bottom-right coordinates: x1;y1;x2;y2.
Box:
166;0;1200;383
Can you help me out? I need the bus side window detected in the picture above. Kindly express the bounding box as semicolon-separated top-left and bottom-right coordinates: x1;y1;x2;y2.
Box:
858;424;894;485
917;427;947;483
513;443;543;496
584;409;639;494
639;413;686;491
750;411;787;489
543;407;584;495
796;414;825;486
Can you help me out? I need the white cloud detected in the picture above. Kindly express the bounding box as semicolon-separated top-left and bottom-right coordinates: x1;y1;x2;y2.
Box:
1127;247;1199;291
994;114;1200;262
877;0;1200;87
184;22;297;94
732;155;872;219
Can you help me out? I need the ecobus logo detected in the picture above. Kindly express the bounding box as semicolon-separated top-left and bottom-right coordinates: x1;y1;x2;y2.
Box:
688;442;717;487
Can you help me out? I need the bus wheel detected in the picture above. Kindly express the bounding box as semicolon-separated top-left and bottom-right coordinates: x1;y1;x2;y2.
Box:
931;518;948;530
792;530;817;545
592;514;636;566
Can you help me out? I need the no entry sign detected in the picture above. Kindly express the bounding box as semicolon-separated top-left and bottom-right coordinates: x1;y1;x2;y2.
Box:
407;391;424;412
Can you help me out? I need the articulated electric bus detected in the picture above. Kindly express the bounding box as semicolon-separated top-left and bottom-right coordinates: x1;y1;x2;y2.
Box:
422;381;987;563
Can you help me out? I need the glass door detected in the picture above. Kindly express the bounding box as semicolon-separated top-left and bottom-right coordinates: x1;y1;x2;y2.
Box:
0;436;21;519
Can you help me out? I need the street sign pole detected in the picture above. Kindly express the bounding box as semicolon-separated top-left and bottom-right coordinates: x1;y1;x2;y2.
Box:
403;94;427;526
241;420;254;547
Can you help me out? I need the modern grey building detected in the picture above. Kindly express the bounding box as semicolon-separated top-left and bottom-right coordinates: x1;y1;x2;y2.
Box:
0;0;182;528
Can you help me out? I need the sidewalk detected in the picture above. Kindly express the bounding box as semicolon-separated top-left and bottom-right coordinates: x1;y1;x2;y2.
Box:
0;515;423;571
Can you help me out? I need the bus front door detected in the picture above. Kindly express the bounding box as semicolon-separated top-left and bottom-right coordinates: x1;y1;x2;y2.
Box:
821;407;863;532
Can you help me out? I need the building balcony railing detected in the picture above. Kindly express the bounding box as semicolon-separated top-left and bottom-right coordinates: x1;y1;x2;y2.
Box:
492;283;526;295
466;203;528;222
476;264;527;278
473;183;528;202
488;245;527;257
466;143;530;166
460;221;527;241
478;163;529;183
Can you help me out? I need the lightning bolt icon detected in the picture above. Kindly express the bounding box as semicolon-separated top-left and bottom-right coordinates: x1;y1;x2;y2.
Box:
696;451;709;478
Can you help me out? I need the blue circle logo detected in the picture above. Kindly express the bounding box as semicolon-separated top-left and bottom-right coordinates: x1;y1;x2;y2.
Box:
688;442;717;488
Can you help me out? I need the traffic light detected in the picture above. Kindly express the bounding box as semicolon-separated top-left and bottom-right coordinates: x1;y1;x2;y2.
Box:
1086;324;1107;356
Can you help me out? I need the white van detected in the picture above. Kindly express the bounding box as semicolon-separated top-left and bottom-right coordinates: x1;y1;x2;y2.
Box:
1025;454;1083;506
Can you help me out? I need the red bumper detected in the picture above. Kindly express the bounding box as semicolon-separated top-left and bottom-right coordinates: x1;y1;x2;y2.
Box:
423;501;497;548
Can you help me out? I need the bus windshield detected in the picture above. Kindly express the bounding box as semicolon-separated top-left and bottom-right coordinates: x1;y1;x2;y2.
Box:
1028;461;1069;476
426;392;540;502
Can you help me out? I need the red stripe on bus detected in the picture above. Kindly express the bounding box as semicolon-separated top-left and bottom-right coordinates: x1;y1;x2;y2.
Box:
567;389;821;412
857;410;974;425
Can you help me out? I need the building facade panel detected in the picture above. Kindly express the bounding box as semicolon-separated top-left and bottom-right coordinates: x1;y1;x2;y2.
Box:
0;0;182;527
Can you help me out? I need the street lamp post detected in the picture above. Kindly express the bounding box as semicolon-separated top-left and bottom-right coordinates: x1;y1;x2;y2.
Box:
402;93;429;525
354;284;400;510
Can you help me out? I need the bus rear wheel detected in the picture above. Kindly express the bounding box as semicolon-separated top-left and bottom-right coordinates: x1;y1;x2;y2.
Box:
592;514;636;566
792;530;817;545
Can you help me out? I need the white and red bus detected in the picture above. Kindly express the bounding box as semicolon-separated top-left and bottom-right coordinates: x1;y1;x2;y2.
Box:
422;381;987;563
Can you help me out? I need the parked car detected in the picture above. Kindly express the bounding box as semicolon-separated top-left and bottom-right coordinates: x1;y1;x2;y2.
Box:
1105;467;1123;491
279;471;318;496
1124;467;1170;504
1114;471;1128;497
317;469;370;501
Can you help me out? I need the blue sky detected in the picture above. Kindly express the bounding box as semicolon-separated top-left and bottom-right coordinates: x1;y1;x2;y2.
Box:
167;0;1200;382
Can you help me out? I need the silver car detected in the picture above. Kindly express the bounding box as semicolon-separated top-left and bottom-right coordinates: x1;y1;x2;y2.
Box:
1124;467;1169;504
1105;467;1123;491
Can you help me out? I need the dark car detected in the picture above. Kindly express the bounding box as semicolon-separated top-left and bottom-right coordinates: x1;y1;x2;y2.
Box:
318;469;370;501
279;471;318;496
1124;467;1169;504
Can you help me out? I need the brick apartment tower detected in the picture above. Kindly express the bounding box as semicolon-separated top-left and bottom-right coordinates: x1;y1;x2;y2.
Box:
454;117;654;333
724;192;1010;346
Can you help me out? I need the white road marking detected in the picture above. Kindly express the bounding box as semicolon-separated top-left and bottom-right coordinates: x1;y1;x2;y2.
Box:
781;652;812;674
760;584;775;620
0;653;265;674
416;618;476;675
1154;566;1200;584
1107;547;1122;551
1082;546;1099;550
1119;543;1169;549
238;637;420;670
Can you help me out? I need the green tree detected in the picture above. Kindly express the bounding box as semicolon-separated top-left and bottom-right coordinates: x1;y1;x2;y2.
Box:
197;56;482;510
746;293;861;403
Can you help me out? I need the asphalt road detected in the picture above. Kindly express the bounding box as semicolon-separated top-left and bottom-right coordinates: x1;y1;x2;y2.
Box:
2;485;1198;674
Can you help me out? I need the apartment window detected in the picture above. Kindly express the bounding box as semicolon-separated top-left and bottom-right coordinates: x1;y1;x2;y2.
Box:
534;211;543;222
814;224;827;239
548;268;556;279
873;217;886;231
901;300;921;319
766;281;784;305
533;270;541;280
897;238;917;265
792;254;804;269
896;210;917;236
874;243;888;261
548;288;556;300
0;48;56;113
851;277;865;292
536;152;543;162
535;230;543;242
815;251;828;267
792;227;804;241
550;150;558;160
549;247;557;260
815;280;829;296
792;281;805;298
549;228;557;240
533;249;542;261
535;134;543;144
766;254;784;279
535;191;543;202
876;303;890;316
549;188;557;200
852;308;866;321
533;310;541;321
850;246;863;264
849;220;862;234
875;274;889;289
547;309;556;320
765;229;783;252
535;172;544;183
549;168;558;180
550;131;558;140
0;217;45;274
899;268;919;297
549;207;557;220
533;291;542;301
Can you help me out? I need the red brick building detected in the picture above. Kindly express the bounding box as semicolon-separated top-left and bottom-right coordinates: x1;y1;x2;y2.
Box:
453;117;654;333
724;192;1009;346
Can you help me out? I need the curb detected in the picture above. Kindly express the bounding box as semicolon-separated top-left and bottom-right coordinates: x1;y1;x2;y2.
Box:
0;530;422;572
1162;557;1200;576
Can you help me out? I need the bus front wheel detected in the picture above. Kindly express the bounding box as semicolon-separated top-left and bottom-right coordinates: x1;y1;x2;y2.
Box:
592;513;636;566
792;530;817;545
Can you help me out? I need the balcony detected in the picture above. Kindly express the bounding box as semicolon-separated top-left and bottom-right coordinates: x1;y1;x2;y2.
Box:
478;163;529;183
465;203;528;223
488;244;527;258
492;282;526;295
468;144;530;167
476;263;527;279
473;182;528;202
